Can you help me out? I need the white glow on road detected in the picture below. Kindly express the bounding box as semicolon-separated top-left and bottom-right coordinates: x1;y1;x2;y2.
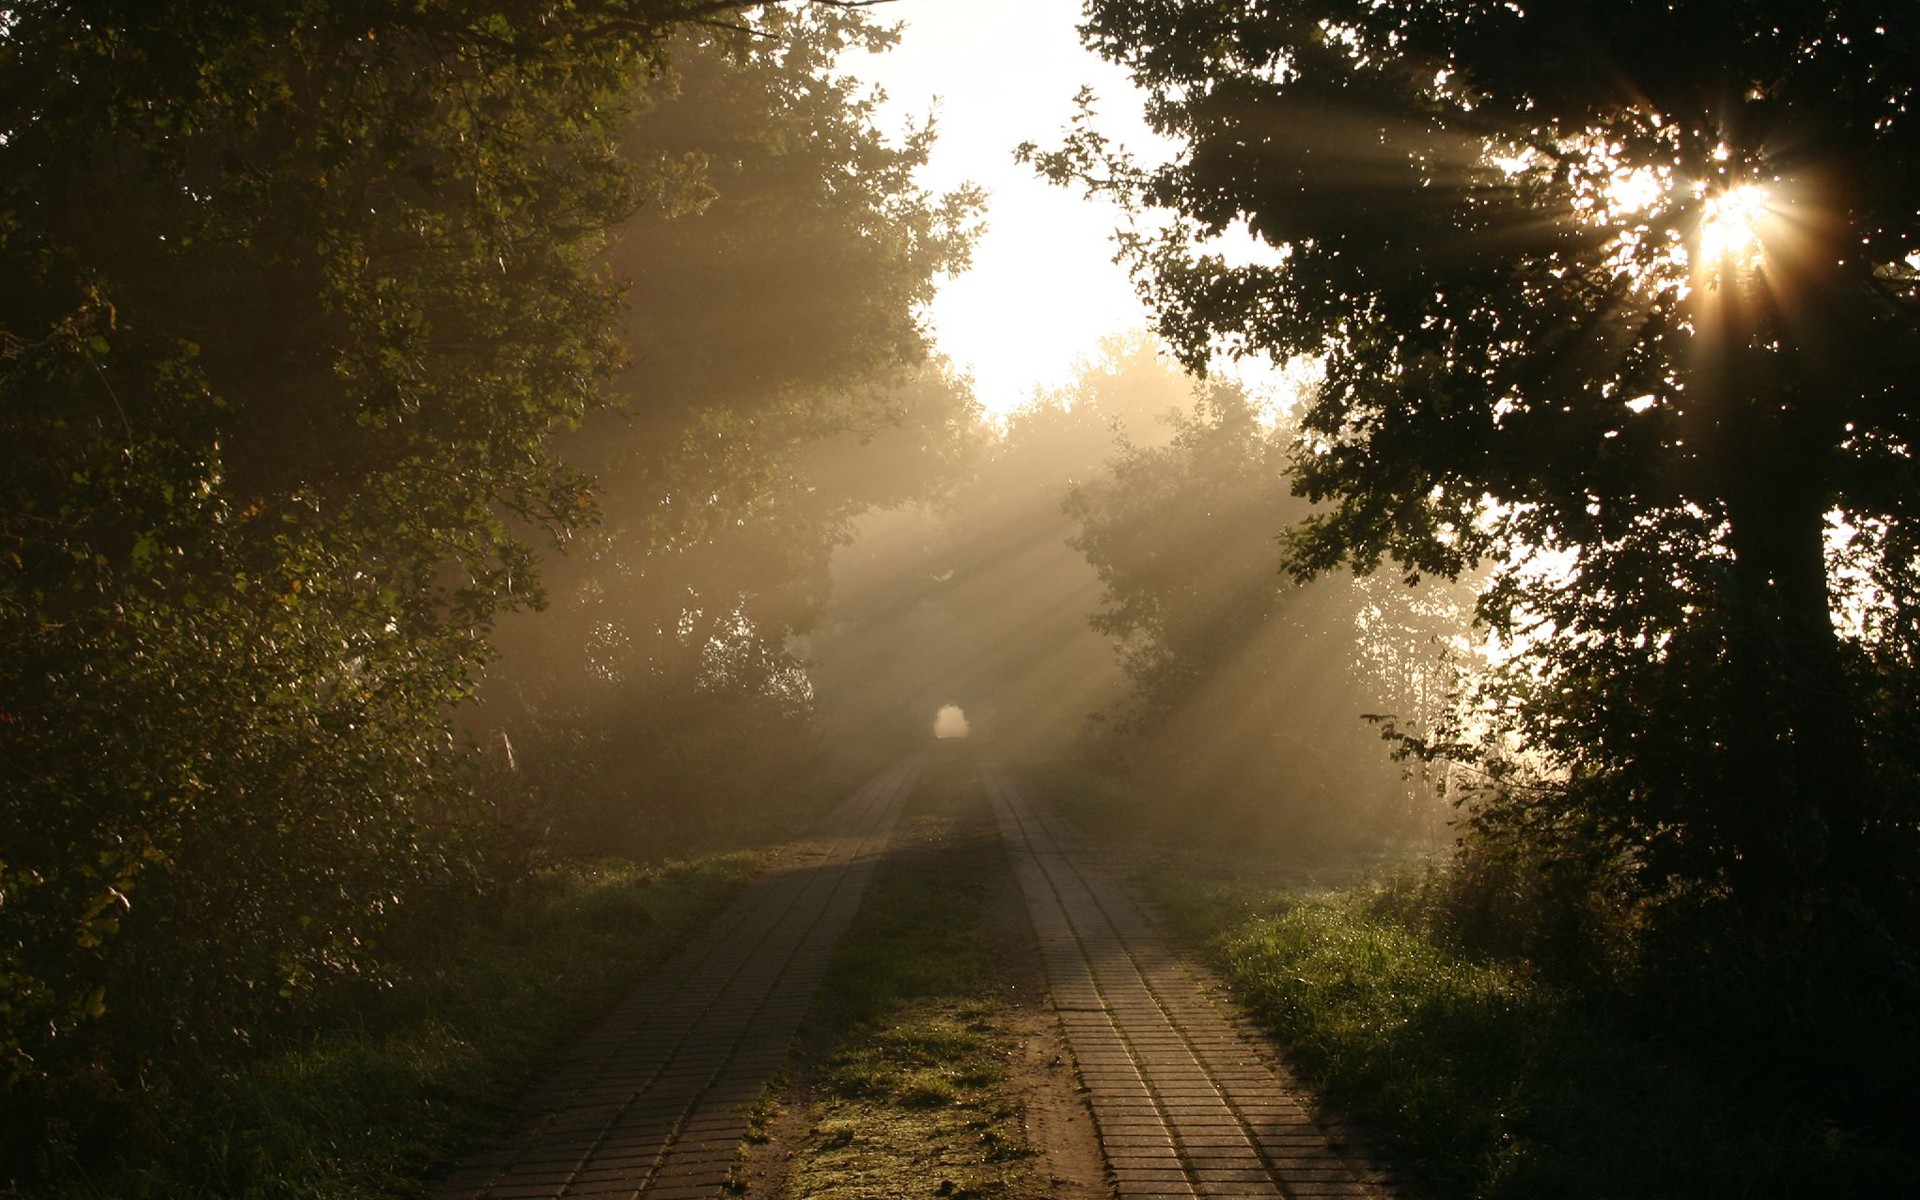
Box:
933;704;971;738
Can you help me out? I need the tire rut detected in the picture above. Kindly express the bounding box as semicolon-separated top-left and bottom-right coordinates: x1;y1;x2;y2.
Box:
433;757;1390;1200
986;768;1388;1200
431;757;922;1200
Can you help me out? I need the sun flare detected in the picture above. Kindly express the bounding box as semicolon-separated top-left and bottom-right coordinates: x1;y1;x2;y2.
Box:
1697;182;1773;269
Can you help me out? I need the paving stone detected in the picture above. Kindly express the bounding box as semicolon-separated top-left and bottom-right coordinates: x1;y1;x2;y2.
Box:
987;770;1387;1200
428;760;919;1198
1116;1168;1197;1183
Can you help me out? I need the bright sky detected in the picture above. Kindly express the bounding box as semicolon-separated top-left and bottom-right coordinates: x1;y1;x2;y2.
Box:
844;0;1173;415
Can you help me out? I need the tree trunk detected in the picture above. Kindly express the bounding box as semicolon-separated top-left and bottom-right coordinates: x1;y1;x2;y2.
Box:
1709;271;1874;911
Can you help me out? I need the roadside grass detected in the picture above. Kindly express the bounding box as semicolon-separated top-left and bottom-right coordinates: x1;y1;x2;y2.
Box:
51;853;758;1200
1147;872;1920;1200
1037;760;1919;1199
771;746;1050;1200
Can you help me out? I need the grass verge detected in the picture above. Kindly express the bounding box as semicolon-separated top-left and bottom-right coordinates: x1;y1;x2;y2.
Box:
1031;758;1917;1198
1148;874;1920;1200
760;749;1055;1200
49;853;758;1200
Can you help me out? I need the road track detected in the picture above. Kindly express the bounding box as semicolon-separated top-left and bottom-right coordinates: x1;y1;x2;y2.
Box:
436;758;1383;1199
432;757;920;1200
987;769;1379;1200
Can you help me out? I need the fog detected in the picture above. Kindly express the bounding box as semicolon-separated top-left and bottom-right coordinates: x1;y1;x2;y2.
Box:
392;10;1478;867
798;335;1470;852
435;19;1472;862
13;6;1917;1186
469;279;1473;858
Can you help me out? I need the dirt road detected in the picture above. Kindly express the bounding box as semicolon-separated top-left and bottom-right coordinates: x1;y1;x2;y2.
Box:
431;757;1387;1200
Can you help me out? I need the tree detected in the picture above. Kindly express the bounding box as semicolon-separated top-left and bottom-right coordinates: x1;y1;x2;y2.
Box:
1037;3;1920;959
806;334;1188;757
1065;381;1467;846
477;9;984;853
0;0;771;1102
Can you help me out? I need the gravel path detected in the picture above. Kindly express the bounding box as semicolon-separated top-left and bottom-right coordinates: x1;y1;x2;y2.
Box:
987;769;1382;1200
431;757;921;1200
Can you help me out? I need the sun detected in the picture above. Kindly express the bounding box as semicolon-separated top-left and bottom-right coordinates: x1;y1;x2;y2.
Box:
1696;182;1773;269
1495;128;1797;300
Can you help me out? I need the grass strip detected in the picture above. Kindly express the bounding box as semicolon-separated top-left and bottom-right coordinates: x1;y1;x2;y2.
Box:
768;751;1049;1200
1150;876;1919;1200
1036;759;1916;1196
56;853;758;1200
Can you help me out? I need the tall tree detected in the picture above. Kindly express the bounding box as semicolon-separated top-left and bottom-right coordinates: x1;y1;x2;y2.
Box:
1037;3;1920;951
0;0;763;1096
480;10;983;852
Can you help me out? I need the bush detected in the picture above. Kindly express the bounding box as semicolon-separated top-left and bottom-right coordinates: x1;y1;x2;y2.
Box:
16;853;756;1199
1173;877;1920;1199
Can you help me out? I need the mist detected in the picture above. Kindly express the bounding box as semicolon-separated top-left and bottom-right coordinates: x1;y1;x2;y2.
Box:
798;333;1470;853
16;2;1917;1193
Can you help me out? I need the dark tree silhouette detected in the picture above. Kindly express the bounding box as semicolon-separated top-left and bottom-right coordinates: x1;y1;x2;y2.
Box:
0;0;972;1126
1035;3;1920;961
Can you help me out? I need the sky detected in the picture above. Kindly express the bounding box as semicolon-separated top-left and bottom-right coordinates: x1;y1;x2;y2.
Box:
842;0;1173;416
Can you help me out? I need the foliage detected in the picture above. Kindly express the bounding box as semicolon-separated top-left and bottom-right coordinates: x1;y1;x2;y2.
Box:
41;854;754;1198
1065;381;1467;845
0;1;985;1186
806;334;1186;756
1153;872;1920;1199
1;0;983;1167
479;9;984;855
1038;0;1920;992
0;0;732;1101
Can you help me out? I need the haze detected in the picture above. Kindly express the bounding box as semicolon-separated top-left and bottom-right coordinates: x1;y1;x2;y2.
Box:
9;2;1915;1194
